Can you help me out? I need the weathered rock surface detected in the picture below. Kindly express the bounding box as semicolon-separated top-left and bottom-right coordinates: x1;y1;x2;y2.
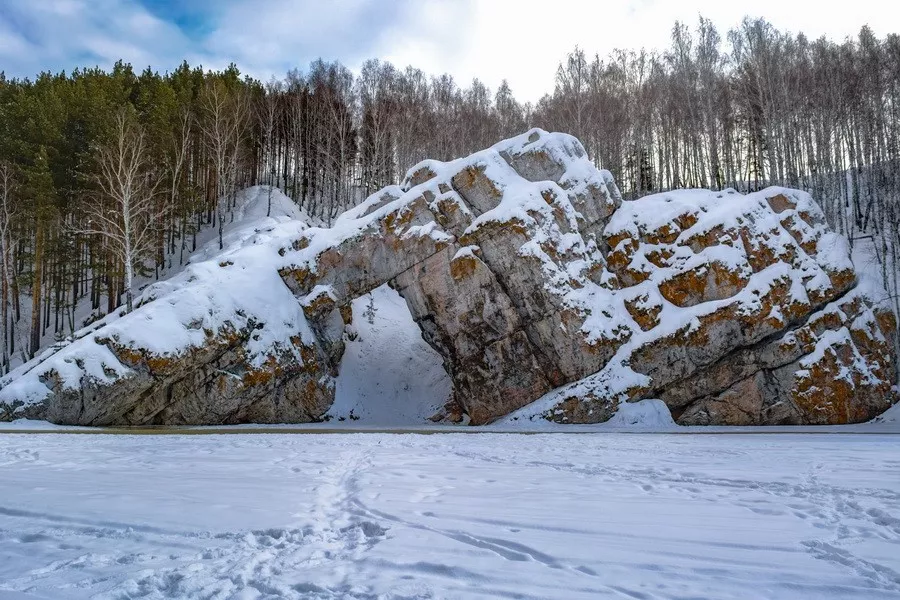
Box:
280;130;625;424
1;130;896;426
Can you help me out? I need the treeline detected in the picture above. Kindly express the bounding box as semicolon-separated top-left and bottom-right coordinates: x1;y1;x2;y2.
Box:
539;18;900;326
0;62;258;370
540;18;900;325
1;16;900;373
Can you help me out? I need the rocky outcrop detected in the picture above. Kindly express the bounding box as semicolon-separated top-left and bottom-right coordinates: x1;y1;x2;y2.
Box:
1;130;896;426
280;130;626;424
0;216;338;426
11;325;332;426
278;131;895;425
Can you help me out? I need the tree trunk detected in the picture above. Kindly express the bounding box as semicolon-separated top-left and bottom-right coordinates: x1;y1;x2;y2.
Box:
29;222;44;358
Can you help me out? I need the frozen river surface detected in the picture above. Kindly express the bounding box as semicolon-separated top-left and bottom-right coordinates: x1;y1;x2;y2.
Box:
0;432;899;599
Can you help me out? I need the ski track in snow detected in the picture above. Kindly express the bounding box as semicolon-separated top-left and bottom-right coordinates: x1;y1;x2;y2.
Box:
0;434;898;599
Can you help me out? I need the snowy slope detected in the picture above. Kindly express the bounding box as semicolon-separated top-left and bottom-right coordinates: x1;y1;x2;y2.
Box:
4;186;312;372
871;399;900;424
0;187;319;414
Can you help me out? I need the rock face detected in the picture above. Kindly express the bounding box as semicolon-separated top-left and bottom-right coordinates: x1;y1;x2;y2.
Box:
1;130;896;426
577;189;897;426
281;130;625;424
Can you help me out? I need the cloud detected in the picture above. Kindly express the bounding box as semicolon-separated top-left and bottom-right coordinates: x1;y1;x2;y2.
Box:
1;0;897;101
0;0;471;80
198;0;475;78
0;0;190;76
377;0;900;103
204;0;410;74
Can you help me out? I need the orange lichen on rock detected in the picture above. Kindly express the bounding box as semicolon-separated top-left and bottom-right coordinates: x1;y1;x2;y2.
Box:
407;165;437;187
546;382;650;424
605;230;632;253
740;228;780;272
278;266;313;290
459;216;528;246
684;225;725;253
645;247;674;268
449;253;479;280
383;197;422;235
766;193;797;213
778;213;819;255
674;211;699;231
792;352;860;425
645;222;679;245
302;290;337;320
451;164;502;205
624;294;662;331
658;261;747;308
606;237;639;272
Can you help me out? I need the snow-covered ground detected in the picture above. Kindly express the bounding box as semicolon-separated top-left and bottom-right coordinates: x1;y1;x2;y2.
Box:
1;432;898;599
327;284;451;424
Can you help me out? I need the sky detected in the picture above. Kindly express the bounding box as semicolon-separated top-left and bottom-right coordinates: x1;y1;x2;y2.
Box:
1;0;898;103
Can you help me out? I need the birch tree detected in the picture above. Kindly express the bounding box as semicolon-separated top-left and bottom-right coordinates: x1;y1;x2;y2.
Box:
257;78;281;216
0;163;16;373
200;78;250;249
80;108;164;313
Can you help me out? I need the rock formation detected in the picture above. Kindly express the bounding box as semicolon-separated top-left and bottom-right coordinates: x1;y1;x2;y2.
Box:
0;218;336;426
1;130;896;426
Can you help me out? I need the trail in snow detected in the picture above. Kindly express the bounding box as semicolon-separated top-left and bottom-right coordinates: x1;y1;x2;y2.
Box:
0;443;386;599
91;448;387;599
0;433;898;599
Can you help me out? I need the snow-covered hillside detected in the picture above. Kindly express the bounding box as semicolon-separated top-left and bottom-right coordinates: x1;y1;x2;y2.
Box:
3;186;312;373
0;187;310;415
0;185;451;425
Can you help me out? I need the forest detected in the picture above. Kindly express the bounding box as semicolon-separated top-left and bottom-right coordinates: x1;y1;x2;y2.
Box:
1;16;899;373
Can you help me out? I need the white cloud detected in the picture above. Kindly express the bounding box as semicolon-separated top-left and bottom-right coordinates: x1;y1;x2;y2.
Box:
201;0;475;79
0;0;190;76
1;0;897;101
378;0;900;102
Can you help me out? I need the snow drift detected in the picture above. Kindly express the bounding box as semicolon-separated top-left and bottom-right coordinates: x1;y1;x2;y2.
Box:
0;130;896;426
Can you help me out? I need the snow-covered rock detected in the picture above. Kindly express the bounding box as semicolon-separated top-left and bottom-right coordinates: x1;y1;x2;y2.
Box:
871;398;900;424
0;187;337;425
281;129;624;424
604;399;677;428
0;131;895;426
284;130;896;425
